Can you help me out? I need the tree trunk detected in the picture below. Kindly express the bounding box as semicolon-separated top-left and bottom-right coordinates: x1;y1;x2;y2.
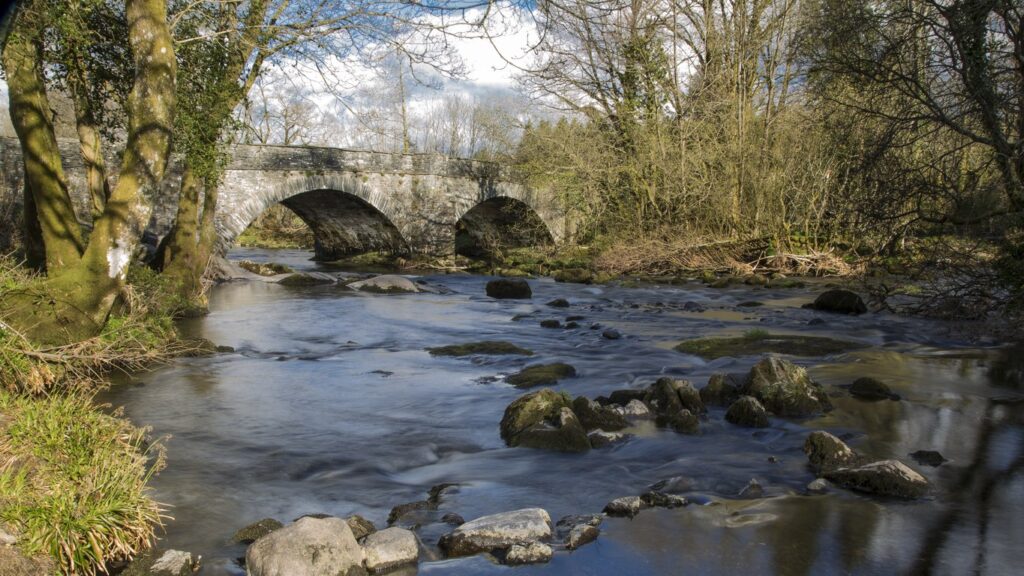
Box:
2;3;84;272
10;0;176;345
68;63;112;222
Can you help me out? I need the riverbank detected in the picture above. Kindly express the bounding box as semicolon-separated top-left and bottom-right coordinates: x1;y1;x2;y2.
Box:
0;259;198;575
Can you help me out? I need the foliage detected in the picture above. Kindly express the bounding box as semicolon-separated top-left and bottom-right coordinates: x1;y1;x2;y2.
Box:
0;389;165;576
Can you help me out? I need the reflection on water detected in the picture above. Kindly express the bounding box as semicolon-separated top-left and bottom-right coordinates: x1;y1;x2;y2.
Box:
99;249;1024;575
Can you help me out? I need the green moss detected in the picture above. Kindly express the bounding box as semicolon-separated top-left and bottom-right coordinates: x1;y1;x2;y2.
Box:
674;331;862;359
506;363;577;388
0;390;165;575
428;341;534;357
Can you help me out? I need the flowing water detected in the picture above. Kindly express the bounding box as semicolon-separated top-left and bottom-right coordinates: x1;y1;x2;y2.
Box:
100;248;1024;576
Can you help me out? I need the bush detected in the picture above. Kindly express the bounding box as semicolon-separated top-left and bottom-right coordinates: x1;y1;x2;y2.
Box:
0;390;165;575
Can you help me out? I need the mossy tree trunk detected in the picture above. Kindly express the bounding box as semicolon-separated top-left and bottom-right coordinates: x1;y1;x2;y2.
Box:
68;62;112;223
160;0;269;298
1;1;84;272
7;0;176;345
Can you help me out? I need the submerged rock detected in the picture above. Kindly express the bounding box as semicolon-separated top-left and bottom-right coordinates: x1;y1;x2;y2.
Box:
361;527;418;573
743;356;833;417
540;319;562;329
824;460;929;499
427;341;533;357
506;363;577;388
701;373;741;407
850;377;900;401
232;518;283;544
441;513;465;526
725;396;770;428
348;275;419;294
547;298;570;308
662;409;700;434
803;431;860;473
804;289;867;315
738;479;764;499
277;271;337;286
438;508;552;558
572;396;628;432
602;328;622;340
504;541;553;565
676;333;859;360
387;501;432;526
245;517;363;576
486;279;532;299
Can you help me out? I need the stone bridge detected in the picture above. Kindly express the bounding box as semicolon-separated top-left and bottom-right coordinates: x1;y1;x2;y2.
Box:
0;137;565;260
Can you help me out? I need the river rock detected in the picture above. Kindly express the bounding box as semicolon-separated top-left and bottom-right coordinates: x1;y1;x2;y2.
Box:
504;541;553;565
572;396;628;431
387;501;432;526
725;396;770;428
909;450;947;467
650;378;705;415
486;279;532;299
516;407;591;452
662;408;700;434
233;518;283;544
701;373;741;407
277;272;337;286
850;377;900;401
602;328;622;340
348;275;419;294
361;528;418;573
438;508;552;558
428;341;533;357
738;479;764;499
441;513;465;526
804;431;859;473
640;491;688;509
565;524;600;550
804;289;867;315
500;389;573;444
612;399;652;419
245;517;364;576
540;319;562;329
121;549;198;576
806;478;830;493
824;460;929;499
506;363;577;388
603;496;649;518
547;298;570;308
346;515;377;540
743;356;832;417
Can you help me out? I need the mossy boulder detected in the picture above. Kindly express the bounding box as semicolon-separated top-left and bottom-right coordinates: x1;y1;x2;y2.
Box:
506;363;577;388
348;275;420;294
804;289;867;315
486;278;532;299
701;373;741;407
500;390;589;452
645;378;705;417
572;396;628;432
803;431;860;473
428;341;533;357
725;396;769;428
232;518;283;544
276;272;337;286
850;377;900;401
662;409;700;434
743;356;833;417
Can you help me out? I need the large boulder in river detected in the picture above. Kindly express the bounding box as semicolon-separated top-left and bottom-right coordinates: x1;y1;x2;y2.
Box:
743;356;832;417
804;431;860;473
725;396;769;428
486;279;532;299
348;275;419;294
824;460;929;499
500;390;590;452
804;289;867;315
245;516;364;576
438;508;552;558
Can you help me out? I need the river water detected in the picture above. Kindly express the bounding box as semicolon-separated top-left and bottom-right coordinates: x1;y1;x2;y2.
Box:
101;248;1024;576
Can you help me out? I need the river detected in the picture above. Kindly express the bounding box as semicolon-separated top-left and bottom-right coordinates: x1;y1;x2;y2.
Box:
100;248;1024;576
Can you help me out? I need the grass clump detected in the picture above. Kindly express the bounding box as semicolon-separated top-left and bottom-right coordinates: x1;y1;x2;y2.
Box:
0;390;165;575
428;341;534;357
675;331;862;359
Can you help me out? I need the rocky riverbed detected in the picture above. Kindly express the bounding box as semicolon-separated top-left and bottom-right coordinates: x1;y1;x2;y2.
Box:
100;247;1024;576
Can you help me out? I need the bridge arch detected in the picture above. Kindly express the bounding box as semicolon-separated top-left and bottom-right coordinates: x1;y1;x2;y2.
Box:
217;173;410;261
454;195;554;258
